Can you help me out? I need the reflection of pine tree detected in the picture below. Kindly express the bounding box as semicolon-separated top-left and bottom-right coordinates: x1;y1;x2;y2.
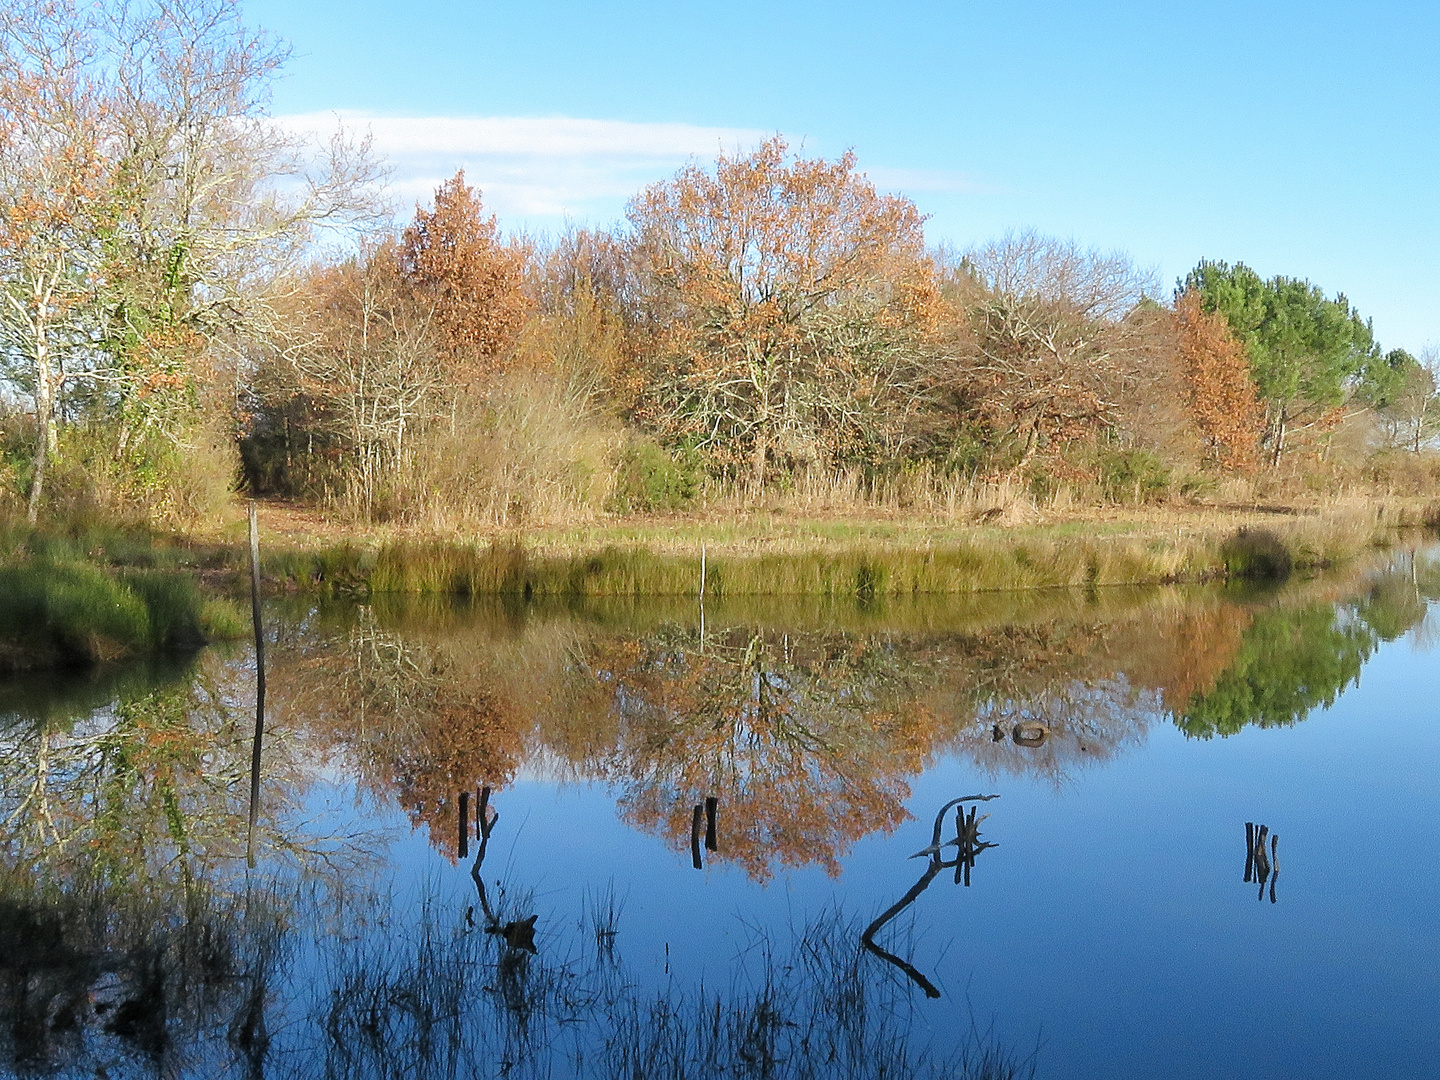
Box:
1179;604;1377;737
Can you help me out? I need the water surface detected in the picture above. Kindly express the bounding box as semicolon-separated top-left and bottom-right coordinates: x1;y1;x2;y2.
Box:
2;544;1438;1078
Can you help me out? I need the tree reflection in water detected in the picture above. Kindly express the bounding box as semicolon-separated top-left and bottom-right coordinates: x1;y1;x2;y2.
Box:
582;624;941;881
0;680;1031;1080
1;546;1433;1076
0;650;345;1077
247;544;1440;882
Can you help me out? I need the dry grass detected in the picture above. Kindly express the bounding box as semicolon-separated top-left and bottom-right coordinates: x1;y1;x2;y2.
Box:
241;492;1427;598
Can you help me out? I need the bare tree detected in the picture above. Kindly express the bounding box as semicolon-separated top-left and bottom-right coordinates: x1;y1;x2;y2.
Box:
98;0;381;446
938;232;1164;474
0;1;110;521
286;248;447;518
1376;345;1440;454
0;0;382;520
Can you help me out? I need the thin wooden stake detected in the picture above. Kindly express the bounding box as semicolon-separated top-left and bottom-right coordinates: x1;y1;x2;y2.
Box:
704;796;718;851
459;790;470;859
954;806;965;885
691;805;704;869
246;502;266;869
699;543;706;599
1269;833;1279;904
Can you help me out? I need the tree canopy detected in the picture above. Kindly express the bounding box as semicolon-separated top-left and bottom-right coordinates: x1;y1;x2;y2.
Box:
625;137;941;485
1180;260;1380;463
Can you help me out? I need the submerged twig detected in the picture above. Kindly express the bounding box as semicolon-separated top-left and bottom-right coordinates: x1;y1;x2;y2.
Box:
466;786;535;951
863;794;999;998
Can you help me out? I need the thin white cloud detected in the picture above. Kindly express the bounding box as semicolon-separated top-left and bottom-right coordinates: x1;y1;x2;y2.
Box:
276;111;769;224
275;112;993;228
279;112;767;159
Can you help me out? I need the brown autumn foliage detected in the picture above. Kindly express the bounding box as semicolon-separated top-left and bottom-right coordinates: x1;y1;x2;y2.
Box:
937;233;1169;475
400;170;531;385
577;626;939;881
626;137;942;484
1174;289;1264;469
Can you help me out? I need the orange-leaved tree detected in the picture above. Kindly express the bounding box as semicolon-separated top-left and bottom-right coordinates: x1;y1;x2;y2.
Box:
626;137;940;486
1174;289;1263;468
400;170;531;387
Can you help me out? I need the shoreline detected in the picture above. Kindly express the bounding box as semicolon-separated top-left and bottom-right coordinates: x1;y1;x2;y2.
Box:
217;495;1438;597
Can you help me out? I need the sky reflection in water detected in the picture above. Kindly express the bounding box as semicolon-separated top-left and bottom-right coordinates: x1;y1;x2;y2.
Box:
1;545;1438;1078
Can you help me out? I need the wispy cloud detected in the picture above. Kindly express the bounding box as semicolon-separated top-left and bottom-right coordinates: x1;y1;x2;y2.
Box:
276;111;769;223
275;112;993;229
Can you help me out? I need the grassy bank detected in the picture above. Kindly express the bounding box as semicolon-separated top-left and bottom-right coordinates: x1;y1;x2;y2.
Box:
4;498;1433;647
0;526;246;670
252;497;1439;598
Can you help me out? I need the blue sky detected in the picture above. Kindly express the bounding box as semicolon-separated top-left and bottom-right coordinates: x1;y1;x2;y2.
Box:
249;0;1439;352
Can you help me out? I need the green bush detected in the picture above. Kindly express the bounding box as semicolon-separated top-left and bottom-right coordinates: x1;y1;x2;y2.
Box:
608;439;701;513
1220;528;1293;580
1097;448;1171;503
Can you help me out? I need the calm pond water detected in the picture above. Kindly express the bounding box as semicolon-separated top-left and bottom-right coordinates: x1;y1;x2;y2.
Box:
2;542;1438;1079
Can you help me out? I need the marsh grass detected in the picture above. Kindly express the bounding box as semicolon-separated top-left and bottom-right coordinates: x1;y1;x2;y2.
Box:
0;867;291;1074
311;889;1033;1080
271;505;1406;600
0;557;244;669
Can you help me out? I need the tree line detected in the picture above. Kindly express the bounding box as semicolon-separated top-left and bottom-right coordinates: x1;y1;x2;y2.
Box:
3;0;1436;528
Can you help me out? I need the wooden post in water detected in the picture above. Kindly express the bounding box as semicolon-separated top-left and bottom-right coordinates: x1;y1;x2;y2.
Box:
246;502;266;868
955;805;966;885
704;797;718;851
1269;833;1279;904
459;790;470;859
691;805;704;869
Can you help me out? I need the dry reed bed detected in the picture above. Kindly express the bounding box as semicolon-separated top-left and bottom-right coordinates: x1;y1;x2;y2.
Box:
257;499;1433;598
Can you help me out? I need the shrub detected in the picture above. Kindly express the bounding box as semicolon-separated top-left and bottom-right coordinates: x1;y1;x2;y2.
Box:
1097;447;1171;503
1220;528;1293;580
609;438;701;513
